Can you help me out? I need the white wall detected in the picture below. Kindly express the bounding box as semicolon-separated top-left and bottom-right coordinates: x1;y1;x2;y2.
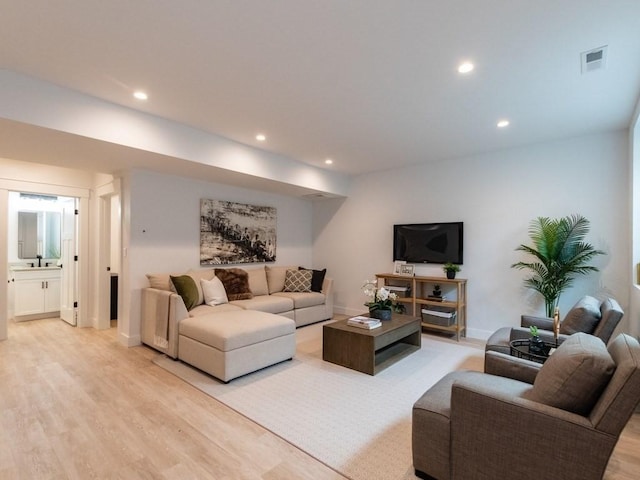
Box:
119;169;315;346
313;131;629;339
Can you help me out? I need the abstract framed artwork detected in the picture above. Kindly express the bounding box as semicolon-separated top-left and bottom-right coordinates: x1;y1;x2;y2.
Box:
200;199;277;265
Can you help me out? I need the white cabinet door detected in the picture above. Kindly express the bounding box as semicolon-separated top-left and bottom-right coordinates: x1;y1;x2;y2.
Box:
14;279;45;316
13;269;62;317
44;278;61;313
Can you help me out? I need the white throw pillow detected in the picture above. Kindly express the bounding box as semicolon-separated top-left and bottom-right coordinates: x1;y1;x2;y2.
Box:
201;277;228;306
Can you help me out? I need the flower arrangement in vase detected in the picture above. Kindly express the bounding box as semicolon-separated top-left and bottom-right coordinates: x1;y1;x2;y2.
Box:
362;280;400;320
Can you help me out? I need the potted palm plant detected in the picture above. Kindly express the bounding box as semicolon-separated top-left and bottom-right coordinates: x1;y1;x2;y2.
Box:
511;214;604;317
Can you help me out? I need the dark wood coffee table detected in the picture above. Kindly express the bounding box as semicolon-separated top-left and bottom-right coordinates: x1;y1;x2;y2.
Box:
322;313;421;375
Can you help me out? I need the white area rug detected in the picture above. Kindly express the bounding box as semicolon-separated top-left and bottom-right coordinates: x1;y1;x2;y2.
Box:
153;321;485;480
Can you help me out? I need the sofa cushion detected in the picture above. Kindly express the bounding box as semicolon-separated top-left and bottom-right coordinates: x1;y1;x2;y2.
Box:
189;303;243;317
298;267;327;292
201;276;228;306
524;333;615;415
146;272;177;291
266;265;295;294
230;295;294;314
560;295;601;335
179;310;295;352
273;291;325;309
247;267;269;296
170;275;200;311
215;268;253;301
283;269;312;293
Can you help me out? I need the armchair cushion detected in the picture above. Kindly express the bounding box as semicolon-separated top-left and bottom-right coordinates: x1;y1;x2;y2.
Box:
525;333;615;415
560;295;601;335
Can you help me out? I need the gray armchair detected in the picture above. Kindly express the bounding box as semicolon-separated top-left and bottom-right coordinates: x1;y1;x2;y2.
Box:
485;296;623;360
412;333;640;480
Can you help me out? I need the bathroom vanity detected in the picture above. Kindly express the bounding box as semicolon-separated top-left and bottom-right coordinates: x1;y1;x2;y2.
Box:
11;266;61;319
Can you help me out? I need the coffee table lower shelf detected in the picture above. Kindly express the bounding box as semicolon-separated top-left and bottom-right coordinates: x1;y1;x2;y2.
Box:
322;314;421;375
374;342;420;373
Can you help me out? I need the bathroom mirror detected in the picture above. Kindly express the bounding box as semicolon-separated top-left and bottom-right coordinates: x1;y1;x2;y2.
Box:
17;211;61;259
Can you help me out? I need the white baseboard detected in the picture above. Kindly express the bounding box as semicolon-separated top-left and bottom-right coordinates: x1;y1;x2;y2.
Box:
466;328;493;342
118;331;141;347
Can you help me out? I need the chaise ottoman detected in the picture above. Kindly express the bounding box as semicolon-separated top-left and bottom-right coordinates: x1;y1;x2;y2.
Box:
178;310;296;382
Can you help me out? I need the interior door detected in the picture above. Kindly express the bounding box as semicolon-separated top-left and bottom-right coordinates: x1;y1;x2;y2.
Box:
60;198;77;325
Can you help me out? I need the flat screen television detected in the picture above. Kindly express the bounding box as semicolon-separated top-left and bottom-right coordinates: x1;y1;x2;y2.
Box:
393;222;463;265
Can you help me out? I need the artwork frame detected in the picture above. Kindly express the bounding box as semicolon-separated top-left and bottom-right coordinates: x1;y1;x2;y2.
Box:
200;198;277;265
393;260;406;275
398;264;415;277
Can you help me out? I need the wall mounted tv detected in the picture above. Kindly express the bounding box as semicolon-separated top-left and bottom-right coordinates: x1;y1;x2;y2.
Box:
393;222;463;265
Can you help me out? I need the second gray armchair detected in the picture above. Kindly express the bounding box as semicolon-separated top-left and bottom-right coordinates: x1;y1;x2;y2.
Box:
485;296;623;360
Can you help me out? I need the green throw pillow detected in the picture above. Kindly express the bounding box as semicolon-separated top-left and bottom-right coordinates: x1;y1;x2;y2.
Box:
170;275;199;310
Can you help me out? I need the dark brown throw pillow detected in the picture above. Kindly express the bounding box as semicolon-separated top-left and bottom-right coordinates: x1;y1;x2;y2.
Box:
214;268;253;301
298;266;327;292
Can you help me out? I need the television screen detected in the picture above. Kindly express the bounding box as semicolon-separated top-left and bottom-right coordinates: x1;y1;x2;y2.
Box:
393;222;463;264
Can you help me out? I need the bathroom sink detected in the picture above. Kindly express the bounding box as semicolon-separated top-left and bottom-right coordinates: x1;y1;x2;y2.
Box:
10;265;61;271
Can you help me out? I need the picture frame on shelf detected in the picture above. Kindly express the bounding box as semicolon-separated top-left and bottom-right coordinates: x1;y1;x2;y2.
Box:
393;260;406;275
399;264;415;277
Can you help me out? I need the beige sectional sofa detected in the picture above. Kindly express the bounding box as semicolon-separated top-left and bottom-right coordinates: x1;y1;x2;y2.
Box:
141;265;333;381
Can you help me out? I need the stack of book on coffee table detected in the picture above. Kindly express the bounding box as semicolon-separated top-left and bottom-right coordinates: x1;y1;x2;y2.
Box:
347;316;382;330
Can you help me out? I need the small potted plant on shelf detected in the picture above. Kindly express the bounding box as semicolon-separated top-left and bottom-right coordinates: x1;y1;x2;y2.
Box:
443;262;460;279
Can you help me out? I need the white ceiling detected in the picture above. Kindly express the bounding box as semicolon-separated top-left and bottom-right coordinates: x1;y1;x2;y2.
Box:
1;0;640;177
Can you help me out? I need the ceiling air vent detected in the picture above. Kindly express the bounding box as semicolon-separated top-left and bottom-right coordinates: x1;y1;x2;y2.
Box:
581;46;607;74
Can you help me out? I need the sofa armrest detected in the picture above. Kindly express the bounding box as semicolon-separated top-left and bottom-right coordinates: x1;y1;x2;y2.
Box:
449;377;615;480
484;351;541;384
521;314;554;330
141;288;188;359
321;277;334;316
321;276;333;295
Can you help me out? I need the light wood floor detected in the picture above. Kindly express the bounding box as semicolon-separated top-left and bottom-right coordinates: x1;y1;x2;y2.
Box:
1;318;639;479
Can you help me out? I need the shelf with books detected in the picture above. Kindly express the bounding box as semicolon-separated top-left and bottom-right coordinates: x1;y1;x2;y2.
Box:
375;273;467;341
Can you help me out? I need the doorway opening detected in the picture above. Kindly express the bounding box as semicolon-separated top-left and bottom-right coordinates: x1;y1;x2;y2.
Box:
7;191;78;325
97;184;121;331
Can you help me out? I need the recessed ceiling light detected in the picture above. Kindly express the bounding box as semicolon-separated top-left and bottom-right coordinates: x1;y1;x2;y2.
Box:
457;62;474;74
256;134;266;141
133;91;148;100
497;119;510;128
325;159;333;165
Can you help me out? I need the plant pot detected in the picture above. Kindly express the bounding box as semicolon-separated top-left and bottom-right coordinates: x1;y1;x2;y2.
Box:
446;271;456;279
529;335;546;356
369;308;392;321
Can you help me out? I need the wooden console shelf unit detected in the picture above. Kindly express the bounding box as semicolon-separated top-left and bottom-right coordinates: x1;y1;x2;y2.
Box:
375;273;467;341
